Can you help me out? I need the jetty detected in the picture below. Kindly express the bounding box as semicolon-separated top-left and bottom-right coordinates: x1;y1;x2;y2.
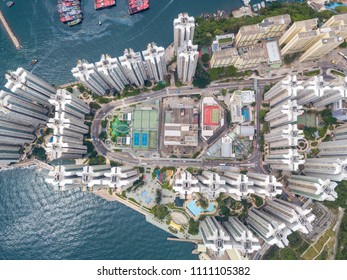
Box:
0;10;21;49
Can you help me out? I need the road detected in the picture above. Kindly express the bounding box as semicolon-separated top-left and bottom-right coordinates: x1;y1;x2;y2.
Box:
90;79;282;170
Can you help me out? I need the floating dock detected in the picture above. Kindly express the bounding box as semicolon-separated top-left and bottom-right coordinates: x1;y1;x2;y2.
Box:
0;10;21;49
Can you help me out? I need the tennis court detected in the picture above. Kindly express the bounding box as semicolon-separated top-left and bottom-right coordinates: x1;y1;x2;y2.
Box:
142;132;149;147
133;132;140;147
132;109;158;149
203;105;220;126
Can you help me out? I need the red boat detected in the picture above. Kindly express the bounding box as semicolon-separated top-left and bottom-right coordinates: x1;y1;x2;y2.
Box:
128;0;149;15
94;0;116;10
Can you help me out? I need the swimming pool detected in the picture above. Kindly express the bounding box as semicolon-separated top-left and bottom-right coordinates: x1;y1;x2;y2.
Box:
187;199;215;217
241;107;250;122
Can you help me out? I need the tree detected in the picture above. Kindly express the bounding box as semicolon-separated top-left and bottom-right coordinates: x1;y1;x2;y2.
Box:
152;205;169;220
188;218;200;235
193;62;211;88
201;53;210;63
155;189;162;205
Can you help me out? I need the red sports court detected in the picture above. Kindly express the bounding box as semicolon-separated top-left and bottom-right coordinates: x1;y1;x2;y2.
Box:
203;105;220;126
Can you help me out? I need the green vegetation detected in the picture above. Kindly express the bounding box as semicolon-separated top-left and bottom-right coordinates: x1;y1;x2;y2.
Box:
194;2;334;47
175;80;184;87
110;160;123;167
152;82;167;91
95;96;112;104
188;218;200;235
263;231;311;260
251;195;264;207
197;195;209;209
321;109;337;126
216;194;232;217
151;205;169;220
201;53;210;63
336;6;347;13
323;180;347;209
155;189;162;205
193;62;211;88
77;84;86;93
88;155;106;165
303;127;317;141
32;147;47;161
303;70;320;77
336;211;347;260
65;86;73;93
99;131;107;141
101;119;108;128
311;141;318;147
89;102;101;110
259;109;269;123
209;66;237;80
84;141;95;154
331;69;346;77
283;53;302;65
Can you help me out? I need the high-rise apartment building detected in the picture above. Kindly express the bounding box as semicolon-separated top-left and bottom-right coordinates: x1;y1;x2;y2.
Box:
45;89;90;160
71;60;110;96
263;199;315;234
142;42;167;82
265;124;304;148
304;158;347;182
246;208;291;248
177;40;199;83
199;216;232;255
95;54;128;92
173;170;200;198
223;217;261;255
5;67;56;106
46;165;140;192
173;12;195;54
118;48;147;87
247;172;283;198
287;175;338;201
265;148;304;172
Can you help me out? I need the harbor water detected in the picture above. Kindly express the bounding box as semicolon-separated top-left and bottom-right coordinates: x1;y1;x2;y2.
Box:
0;0;262;259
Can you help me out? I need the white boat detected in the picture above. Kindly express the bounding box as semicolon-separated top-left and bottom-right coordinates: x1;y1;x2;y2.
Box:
99;20;102;25
261;1;266;8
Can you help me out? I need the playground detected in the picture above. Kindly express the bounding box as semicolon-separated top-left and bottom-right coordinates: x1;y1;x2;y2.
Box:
110;116;130;140
203;105;220;126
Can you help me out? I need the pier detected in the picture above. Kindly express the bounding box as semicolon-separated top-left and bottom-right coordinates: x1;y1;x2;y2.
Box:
0;10;21;49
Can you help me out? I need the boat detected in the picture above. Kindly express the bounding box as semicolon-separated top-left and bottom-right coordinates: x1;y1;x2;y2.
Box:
68;18;81;27
57;0;83;24
99;20;102;25
60;13;82;22
30;59;38;65
58;6;80;13
94;0;116;10
261;1;266;8
128;0;149;15
6;1;14;7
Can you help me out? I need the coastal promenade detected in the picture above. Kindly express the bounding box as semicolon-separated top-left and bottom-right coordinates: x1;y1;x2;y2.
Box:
0;158;54;171
0;10;21;49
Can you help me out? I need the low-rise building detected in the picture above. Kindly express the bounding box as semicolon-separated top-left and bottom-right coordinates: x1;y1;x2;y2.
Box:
230;90;255;124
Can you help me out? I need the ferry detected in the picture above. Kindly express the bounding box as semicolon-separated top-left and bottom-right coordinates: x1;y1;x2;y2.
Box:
128;0;149;15
94;0;116;10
